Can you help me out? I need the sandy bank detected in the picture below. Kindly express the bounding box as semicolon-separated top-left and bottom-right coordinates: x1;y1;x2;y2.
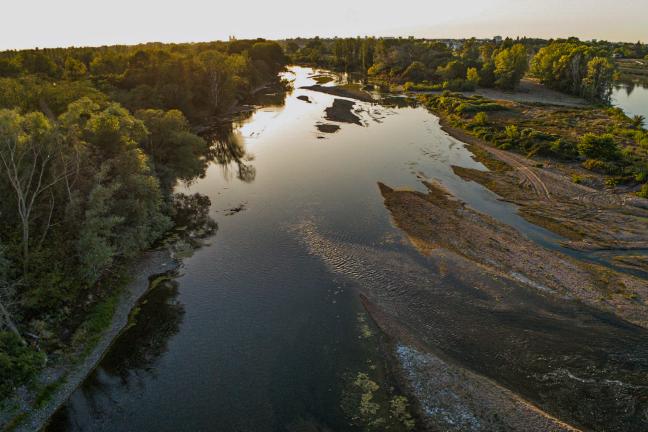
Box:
301;84;375;102
325;98;362;125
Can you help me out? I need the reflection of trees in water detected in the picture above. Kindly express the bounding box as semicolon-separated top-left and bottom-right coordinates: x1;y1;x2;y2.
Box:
53;281;186;429
208;125;257;183
255;91;288;108
97;282;184;382
172;193;218;238
624;81;636;96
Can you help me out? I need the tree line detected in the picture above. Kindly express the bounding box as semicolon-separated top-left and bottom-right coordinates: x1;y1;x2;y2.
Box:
284;36;628;102
0;39;287;398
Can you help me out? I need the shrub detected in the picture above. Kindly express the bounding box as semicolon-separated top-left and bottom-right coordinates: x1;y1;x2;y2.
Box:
471;112;489;126
0;332;46;398
403;82;443;92
638;183;648;198
577;133;620;161
505;125;520;140
582;158;619;174
550;139;579;159
582;159;607;172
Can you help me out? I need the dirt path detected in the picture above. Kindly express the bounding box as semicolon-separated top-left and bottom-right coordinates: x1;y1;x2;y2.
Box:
438;119;553;200
481;145;553;200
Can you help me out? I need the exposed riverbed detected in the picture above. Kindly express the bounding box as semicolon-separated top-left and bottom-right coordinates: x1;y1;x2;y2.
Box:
45;67;648;432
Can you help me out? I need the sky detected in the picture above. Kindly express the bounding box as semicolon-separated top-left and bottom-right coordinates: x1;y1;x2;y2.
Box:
2;0;646;50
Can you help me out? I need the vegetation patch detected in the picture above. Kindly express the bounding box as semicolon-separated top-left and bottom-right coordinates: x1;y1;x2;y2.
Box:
423;92;648;194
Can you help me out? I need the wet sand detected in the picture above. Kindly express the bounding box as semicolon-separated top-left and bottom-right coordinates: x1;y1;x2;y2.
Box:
302;84;375;102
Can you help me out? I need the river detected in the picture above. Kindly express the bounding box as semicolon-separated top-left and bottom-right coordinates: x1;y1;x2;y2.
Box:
613;81;648;120
46;67;648;432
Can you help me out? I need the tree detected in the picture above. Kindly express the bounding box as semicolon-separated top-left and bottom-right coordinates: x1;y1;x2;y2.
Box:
582;57;615;102
0;110;76;273
466;67;480;87
401;61;427;82
437;60;467;80
135;109;209;184
530;41;615;100
248;42;287;71
76;165;123;284
285;42;300;55
0;244;23;343
494;44;528;89
63;57;88;80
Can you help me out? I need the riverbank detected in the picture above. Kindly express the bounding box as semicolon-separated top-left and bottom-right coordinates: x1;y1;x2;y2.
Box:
307;80;648;430
301;84;375;102
361;298;581;432
402;78;589;107
298;213;648;430
435;113;648;253
2;249;179;432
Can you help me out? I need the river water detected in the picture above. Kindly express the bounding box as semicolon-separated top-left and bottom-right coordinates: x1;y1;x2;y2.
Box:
47;67;648;431
613;81;648;120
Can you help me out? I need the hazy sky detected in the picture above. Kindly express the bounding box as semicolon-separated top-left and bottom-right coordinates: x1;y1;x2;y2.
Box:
2;0;646;50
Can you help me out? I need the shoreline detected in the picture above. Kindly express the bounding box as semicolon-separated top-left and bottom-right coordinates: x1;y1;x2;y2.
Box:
360;296;582;432
5;78;287;432
5;249;179;432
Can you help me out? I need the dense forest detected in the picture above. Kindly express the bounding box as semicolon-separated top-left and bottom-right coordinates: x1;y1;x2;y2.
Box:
0;39;287;398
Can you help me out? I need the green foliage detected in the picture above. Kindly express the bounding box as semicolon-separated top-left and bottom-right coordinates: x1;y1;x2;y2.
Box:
0;76;107;115
638;183;648;198
437;60;467;81
631;115;646;129
135;109;209;184
401;61;427;82
0;332;46;399
530;41;616;102
426;93;507;118
76;165;124;285
63;57;87;80
0;39;285;405
248;41;287;69
493;44;528;89
403;81;443;92
466;67;480;87
550;139;579;159
70;287;122;356
390;396;416;431
582;57;615;103
472;111;489;126
577;133;620;160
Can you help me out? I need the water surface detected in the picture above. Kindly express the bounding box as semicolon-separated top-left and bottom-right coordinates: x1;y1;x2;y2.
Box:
613;82;648;120
47;67;648;432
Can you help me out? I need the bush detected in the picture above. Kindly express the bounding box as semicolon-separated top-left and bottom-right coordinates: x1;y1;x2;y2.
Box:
572;174;585;184
582;158;619;174
505;125;520;140
0;332;46;398
638;183;648;198
577;133;620;161
582;159;606;172
550;139;579;159
403;81;442;92
472;112;489;126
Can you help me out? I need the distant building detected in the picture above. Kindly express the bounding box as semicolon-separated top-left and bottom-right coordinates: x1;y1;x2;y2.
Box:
439;39;463;50
494;35;503;44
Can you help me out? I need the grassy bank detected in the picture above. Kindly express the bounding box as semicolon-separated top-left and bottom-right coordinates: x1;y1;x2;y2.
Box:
421;92;648;194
